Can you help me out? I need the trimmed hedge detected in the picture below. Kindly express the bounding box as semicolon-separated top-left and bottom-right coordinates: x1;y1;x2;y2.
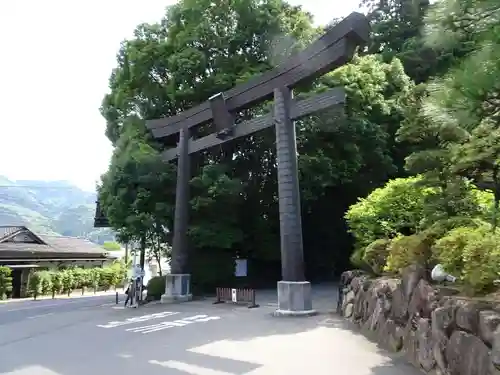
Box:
0;266;13;300
27;261;127;300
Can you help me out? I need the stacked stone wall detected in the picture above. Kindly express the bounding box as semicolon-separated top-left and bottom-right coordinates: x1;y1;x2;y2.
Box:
339;266;500;375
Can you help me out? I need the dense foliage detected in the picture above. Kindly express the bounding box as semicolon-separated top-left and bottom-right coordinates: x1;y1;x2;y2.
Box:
97;0;500;293
345;0;500;294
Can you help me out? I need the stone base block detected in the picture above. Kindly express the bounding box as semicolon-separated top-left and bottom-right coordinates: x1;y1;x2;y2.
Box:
160;273;193;304
161;294;193;303
274;281;317;317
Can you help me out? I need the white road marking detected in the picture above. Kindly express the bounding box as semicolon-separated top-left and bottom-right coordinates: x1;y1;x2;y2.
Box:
126;315;221;334
149;360;233;375
5;300;86;312
27;312;54;319
97;311;179;328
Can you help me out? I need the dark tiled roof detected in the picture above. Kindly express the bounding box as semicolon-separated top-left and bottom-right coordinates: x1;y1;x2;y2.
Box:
0;242;52;253
38;235;106;254
0;227;109;259
0;226;25;241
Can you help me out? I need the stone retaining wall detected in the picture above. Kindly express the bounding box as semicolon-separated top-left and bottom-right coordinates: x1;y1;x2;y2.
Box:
338;265;500;375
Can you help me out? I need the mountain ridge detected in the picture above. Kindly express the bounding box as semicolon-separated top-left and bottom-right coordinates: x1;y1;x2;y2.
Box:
0;176;114;244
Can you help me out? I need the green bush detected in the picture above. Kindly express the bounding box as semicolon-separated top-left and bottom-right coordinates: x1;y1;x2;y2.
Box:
422;216;484;243
345;176;432;251
61;270;75;296
345;176;495;267
109;261;126;289
461;229;500;292
50;271;63;298
433;226;475;275
384;234;432;274
362;239;391;275
71;268;85;290
28;272;43;299
38;271;52;296
434;224;500;293
146;276;166;300
90;268;102;293
99;268;115;291
0;267;13;300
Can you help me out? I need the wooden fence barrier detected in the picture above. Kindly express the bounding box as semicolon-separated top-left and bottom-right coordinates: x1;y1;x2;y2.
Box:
214;287;259;308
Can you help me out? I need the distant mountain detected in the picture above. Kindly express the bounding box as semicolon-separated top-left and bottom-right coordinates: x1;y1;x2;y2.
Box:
0;176;115;244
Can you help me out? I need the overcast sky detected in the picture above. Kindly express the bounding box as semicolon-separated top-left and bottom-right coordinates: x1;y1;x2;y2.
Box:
0;0;360;192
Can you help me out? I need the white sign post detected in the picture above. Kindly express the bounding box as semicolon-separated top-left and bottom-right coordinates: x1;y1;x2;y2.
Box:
234;259;247;277
231;288;237;303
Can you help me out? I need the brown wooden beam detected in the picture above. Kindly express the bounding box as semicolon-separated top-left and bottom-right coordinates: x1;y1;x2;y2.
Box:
147;12;369;139
162;87;345;161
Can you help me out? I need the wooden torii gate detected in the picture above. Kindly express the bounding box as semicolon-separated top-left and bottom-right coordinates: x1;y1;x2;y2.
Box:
124;12;369;315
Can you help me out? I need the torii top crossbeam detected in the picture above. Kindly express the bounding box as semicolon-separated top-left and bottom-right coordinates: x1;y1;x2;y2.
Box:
145;12;370;141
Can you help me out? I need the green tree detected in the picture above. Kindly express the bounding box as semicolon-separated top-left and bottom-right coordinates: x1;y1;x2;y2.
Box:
451;121;500;228
98;121;176;253
50;271;63;298
0;267;13;300
28;272;43;300
98;0;420;284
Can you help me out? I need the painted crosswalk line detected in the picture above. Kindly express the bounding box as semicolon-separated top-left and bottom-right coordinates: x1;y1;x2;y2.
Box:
126;315;221;334
97;311;179;328
149;360;233;375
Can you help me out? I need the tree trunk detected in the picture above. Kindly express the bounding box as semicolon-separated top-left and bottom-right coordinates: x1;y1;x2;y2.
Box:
124;242;129;265
156;234;163;276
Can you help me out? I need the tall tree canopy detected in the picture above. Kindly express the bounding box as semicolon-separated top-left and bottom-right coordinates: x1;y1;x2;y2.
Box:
97;0;417;290
97;0;500;293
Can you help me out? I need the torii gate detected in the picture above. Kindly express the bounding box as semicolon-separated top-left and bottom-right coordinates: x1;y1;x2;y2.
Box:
98;12;370;315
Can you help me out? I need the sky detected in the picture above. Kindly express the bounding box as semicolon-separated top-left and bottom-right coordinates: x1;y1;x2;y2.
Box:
0;0;360;193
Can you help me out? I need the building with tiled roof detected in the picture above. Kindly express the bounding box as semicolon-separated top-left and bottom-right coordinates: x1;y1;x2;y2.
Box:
0;225;112;298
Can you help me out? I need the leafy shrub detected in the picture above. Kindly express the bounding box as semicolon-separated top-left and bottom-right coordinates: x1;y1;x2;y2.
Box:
50;271;63;298
0;267;13;300
433;226;476;275
345;176;432;258
38;271;52;296
28;272;43;299
109;261;126;289
99;268;115;291
431;222;500;293
71;268;85;291
461;229;500;292
90;268;102;293
362;239;391;275
422;217;483;242
146;276;166;300
61;270;75;296
384;234;432;274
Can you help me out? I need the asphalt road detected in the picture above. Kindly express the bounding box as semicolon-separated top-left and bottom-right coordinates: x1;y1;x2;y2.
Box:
0;293;119;325
0;287;421;375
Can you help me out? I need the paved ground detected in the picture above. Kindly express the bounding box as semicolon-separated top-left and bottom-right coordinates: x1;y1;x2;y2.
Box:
0;286;421;375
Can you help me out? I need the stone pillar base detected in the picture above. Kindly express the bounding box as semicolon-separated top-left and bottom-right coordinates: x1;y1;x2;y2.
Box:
160;274;193;304
273;281;317;317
